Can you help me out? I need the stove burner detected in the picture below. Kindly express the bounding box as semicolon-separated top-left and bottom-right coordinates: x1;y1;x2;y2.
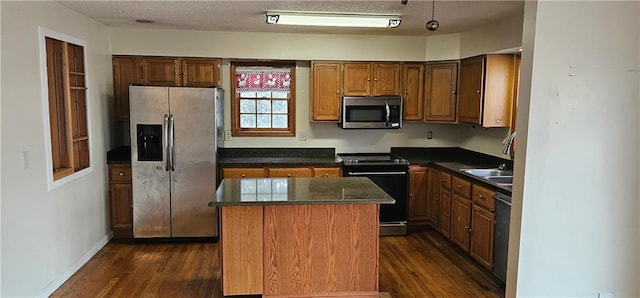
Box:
339;154;409;166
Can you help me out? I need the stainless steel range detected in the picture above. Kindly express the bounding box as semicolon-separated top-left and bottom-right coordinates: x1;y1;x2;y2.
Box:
340;153;409;236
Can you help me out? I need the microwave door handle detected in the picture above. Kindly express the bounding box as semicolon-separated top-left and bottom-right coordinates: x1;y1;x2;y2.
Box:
385;102;390;124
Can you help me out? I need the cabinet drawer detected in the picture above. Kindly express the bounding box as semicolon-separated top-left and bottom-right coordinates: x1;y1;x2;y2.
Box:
109;165;132;182
452;176;471;198
441;172;452;190
472;185;496;211
267;168;313;178
222;168;266;178
313;167;341;178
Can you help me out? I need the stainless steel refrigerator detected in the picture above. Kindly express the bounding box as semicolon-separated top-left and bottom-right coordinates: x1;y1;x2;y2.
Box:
129;86;224;238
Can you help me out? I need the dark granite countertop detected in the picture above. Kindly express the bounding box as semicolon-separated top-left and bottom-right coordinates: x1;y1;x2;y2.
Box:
209;177;396;206
391;147;512;196
107;146;131;164
218;147;341;167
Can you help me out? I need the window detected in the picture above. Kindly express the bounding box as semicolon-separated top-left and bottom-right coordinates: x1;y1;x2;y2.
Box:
41;30;90;186
231;62;296;136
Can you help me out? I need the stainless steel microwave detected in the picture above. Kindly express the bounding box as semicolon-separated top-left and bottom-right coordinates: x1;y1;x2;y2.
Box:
340;96;403;129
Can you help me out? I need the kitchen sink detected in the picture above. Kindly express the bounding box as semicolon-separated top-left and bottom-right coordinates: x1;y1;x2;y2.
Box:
462;168;513;177
484;176;513;185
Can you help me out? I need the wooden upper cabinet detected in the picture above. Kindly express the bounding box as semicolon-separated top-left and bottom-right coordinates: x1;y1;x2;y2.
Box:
113;56;142;120
141;57;181;86
401;63;425;121
311;62;342;122
425;61;458;122
343;62;400;96
458;55;515;127
181;58;220;87
343;62;372;96
372;63;401;95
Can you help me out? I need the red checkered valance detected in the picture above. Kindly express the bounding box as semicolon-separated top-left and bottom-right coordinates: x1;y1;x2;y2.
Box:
235;67;292;92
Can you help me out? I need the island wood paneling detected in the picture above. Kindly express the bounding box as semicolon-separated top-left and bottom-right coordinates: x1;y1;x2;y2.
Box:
263;204;379;298
221;206;263;295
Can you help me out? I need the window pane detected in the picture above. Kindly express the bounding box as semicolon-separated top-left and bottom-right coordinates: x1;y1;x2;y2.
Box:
272;100;288;113
240;99;256;113
272;115;288;128
240;114;256;128
257;100;271;113
257;114;271;128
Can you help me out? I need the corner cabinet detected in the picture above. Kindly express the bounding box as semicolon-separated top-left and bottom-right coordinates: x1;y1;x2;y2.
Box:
310;62;342;122
458;55;515;127
113;56;142;120
108;165;133;238
343;62;401;96
401;63;426;121
425;61;458;122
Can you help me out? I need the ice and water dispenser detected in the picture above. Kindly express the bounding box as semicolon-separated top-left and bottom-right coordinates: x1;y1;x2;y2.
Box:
136;124;162;161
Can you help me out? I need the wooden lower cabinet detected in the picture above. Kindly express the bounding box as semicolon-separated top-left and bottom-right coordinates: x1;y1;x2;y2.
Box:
108;165;133;238
426;168;441;228
450;194;472;251
221;167;340;179
439;190;452;238
408;166;429;227
470;204;495;270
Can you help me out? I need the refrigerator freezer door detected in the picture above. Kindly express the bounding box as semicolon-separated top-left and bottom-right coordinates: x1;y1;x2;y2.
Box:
169;87;218;237
130;86;172;238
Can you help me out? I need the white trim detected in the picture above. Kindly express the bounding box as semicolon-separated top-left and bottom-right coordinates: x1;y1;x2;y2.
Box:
38;233;112;297
38;27;93;191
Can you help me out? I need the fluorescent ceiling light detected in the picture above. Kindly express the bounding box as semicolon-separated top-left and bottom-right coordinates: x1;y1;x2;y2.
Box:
266;12;401;28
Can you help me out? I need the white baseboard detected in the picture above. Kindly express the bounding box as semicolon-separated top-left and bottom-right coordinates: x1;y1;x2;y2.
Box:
38;232;113;297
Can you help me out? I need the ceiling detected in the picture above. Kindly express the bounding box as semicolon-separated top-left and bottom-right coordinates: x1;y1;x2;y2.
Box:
58;0;524;36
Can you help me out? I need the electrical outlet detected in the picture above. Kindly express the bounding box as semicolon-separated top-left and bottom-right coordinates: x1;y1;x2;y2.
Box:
224;130;232;141
598;292;613;298
299;130;307;141
22;150;30;169
427;131;433;139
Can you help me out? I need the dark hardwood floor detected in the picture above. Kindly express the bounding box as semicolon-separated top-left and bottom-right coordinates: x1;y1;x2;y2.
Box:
51;229;504;297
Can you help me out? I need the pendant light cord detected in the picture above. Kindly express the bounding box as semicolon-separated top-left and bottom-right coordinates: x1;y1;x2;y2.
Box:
431;0;435;20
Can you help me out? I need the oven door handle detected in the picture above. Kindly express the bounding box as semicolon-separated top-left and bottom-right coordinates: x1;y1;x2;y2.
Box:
347;171;407;176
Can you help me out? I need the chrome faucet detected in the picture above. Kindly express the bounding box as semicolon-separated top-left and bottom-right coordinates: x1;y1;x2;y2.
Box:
503;131;517;156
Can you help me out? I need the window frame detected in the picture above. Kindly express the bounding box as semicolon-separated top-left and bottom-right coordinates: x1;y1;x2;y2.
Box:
39;27;93;191
230;61;296;137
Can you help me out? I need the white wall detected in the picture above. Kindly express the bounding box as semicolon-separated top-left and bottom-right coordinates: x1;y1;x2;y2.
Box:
512;1;639;296
0;2;113;296
425;33;461;61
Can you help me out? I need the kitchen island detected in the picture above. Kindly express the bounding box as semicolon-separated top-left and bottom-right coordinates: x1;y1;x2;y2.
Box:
209;177;395;298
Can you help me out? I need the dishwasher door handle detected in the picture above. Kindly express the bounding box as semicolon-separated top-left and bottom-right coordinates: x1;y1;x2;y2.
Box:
347;171;407;176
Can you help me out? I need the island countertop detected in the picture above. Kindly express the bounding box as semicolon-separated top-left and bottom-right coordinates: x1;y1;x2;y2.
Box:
209;177;396;206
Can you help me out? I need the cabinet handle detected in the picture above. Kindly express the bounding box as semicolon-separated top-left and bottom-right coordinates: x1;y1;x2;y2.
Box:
457;184;462;189
404;90;408;94
336;89;340;94
367;78;371;81
452;90;456;94
287;174;292;177
496;118;502;123
476;90;480;94
119;172;124;176
478;194;484;199
374;78;378;81
325;173;329;177
241;174;246;178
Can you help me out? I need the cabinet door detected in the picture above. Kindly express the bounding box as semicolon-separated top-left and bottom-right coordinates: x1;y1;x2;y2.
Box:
312;167;341;177
457;56;484;125
408;167;428;222
267;168;313;178
311;62;342;121
112;56;141;120
372;63;401;96
439;190;452;238
482;55;515;127
222;168;266;178
470;204;495;269
343;62;371;96
426;168;441;227
450;194;472;251
181;58;220;87
425;62;458;122
110;183;133;233
141;57;181;86
401;63;425;121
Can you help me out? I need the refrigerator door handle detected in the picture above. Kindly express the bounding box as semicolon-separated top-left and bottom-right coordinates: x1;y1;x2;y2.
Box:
169;114;176;171
164;114;170;171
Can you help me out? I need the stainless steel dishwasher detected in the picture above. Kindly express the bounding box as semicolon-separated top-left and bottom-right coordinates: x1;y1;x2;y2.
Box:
493;192;512;284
